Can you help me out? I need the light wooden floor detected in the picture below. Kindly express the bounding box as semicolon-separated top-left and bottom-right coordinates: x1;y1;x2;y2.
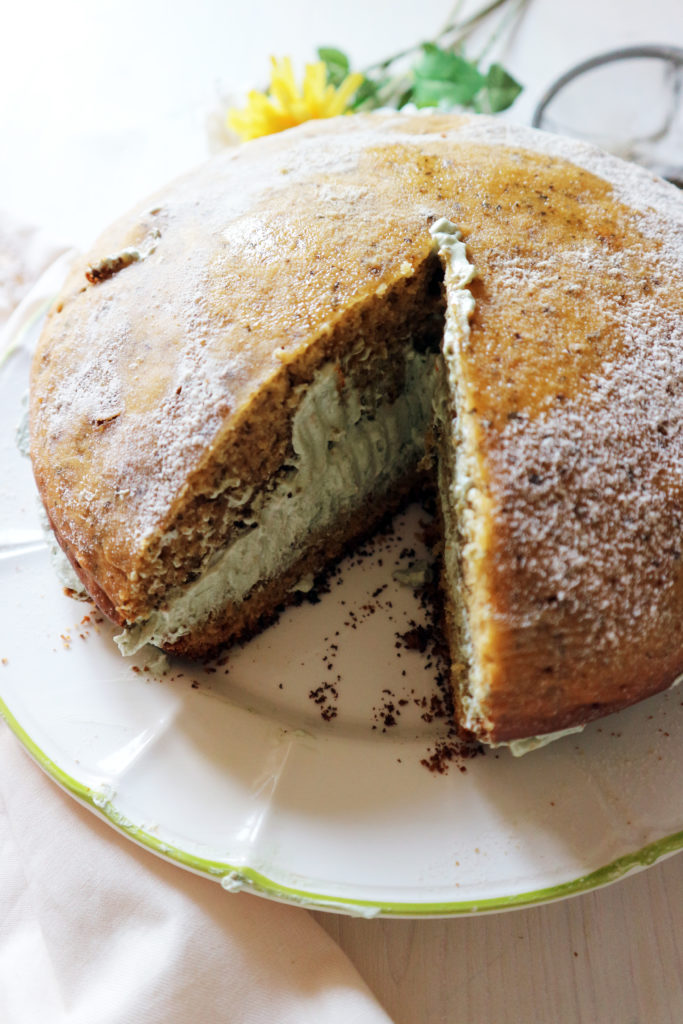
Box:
315;851;683;1024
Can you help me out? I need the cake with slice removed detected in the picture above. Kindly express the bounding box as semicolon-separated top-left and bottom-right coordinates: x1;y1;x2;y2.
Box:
29;112;683;748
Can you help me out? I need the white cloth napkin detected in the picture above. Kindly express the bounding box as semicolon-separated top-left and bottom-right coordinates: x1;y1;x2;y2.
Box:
0;214;393;1024
0;727;392;1024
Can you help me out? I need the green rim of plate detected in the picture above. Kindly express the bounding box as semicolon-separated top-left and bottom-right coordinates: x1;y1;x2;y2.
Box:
2;695;681;916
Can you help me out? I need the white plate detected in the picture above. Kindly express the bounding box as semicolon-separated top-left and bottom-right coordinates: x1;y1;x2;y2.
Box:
1;267;682;918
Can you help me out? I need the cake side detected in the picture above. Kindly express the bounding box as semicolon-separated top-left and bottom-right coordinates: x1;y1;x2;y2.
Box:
33;246;445;653
431;139;683;744
29;121;455;628
116;262;445;655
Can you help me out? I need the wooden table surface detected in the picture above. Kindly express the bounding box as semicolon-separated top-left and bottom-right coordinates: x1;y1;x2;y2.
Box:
315;853;683;1023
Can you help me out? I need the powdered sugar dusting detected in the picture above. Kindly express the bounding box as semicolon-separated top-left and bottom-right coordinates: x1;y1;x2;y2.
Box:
30;111;683;649
489;299;679;630
485;263;682;660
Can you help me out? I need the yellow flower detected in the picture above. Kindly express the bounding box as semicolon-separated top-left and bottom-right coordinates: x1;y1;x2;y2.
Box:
228;57;363;142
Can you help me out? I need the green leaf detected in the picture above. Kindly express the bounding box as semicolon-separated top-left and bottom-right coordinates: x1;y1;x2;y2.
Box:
476;63;523;113
317;46;351;88
412;43;486;109
396;85;416;109
350;75;385;111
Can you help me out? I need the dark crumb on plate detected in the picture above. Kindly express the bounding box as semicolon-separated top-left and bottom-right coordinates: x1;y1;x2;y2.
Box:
372;689;399;731
399;624;431;653
309;679;340;721
421;729;484;774
394;523;486;774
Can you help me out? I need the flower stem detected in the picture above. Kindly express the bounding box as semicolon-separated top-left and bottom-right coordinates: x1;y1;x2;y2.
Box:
474;0;530;64
361;0;519;75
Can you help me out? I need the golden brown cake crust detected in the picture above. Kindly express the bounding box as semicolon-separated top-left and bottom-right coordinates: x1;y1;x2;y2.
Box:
29;112;683;741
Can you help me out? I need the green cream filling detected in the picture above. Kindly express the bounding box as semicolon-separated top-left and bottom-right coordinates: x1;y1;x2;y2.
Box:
116;349;438;655
502;726;586;757
429;219;480;728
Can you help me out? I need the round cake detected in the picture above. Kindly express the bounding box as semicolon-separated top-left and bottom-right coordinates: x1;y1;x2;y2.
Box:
29;112;683;748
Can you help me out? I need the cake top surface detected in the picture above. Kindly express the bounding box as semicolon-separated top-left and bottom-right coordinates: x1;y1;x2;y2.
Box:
29;113;683;703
